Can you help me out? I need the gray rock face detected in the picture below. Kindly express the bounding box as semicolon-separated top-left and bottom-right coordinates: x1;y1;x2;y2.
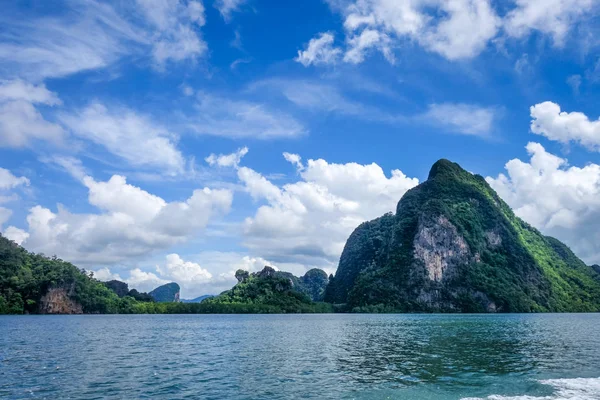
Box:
40;285;83;314
413;215;470;282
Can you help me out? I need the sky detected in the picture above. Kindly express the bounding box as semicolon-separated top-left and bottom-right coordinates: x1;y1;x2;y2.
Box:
1;0;600;298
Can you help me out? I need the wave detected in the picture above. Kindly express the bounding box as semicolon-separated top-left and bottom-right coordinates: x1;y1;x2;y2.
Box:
462;377;600;400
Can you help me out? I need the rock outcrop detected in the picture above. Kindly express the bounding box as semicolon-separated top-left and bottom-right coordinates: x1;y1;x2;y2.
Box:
39;285;83;314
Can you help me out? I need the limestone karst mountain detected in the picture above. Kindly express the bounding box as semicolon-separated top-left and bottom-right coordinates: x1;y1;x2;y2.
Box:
325;159;600;313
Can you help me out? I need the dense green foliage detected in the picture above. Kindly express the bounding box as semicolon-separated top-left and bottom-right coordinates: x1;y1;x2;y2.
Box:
327;159;600;313
199;267;333;313
104;280;154;302
0;235;331;314
149;282;180;302
0;235;132;314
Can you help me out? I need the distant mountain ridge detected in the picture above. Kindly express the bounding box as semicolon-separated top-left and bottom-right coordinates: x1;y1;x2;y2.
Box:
325;159;600;313
181;295;214;303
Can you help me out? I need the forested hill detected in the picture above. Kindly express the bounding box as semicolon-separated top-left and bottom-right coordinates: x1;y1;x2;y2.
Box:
0;235;331;314
325;159;600;313
0;234;130;314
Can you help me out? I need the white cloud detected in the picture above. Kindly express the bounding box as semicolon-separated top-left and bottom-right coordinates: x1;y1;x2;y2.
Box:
344;29;394;64
0;1;147;81
41;156;88;181
317;0;500;63
206;147;249;167
421;103;498;137
214;0;247;21
10;173;232;265
126;268;169;292
0;79;61;105
0;80;65;148
0;168;30;190
158;253;212;283
229;153;419;267
59;102;186;174
530;101;600;151
92;267;123;282
504;0;596;46
188;93;306;139
3;226;29;245
312;0;594;65
295;32;342;66
94;251;276;297
487;142;600;264
0;207;11;229
0;0;207;81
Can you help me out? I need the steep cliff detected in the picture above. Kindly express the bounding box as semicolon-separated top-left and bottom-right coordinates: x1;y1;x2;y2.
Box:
326;159;600;313
39;285;83;314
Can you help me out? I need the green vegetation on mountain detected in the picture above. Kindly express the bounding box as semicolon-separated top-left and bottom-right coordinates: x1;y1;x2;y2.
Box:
0;234;331;314
199;266;332;313
104;280;154;302
3;158;600;315
149;282;181;302
0;235;131;314
327;159;600;313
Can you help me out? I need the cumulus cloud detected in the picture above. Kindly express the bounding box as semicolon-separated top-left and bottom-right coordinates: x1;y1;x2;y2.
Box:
306;0;501;64
487;142;600;264
215;151;420;268
304;0;594;65
94;251;276;297
7;173;232;266
504;0;595;46
3;226;29;245
530;101;600;151
59;102;186;174
0;80;65;148
295;32;342;66
421;103;499;137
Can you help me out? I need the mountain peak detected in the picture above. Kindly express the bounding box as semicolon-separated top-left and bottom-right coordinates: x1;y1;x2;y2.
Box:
427;159;467;181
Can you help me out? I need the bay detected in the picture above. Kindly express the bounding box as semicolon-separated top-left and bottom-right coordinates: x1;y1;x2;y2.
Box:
1;314;599;399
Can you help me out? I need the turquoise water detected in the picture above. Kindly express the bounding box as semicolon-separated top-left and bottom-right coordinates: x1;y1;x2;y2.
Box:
1;314;599;399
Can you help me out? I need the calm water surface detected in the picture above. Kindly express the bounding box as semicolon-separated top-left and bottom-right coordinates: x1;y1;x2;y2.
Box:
1;314;599;399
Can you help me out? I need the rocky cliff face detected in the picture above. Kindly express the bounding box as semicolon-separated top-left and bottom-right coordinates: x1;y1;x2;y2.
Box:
39;285;83;314
326;159;600;313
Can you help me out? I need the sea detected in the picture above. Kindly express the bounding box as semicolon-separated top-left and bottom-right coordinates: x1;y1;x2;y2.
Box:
1;314;599;399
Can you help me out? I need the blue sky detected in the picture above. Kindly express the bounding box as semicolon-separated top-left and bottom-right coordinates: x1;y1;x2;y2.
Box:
2;0;600;297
